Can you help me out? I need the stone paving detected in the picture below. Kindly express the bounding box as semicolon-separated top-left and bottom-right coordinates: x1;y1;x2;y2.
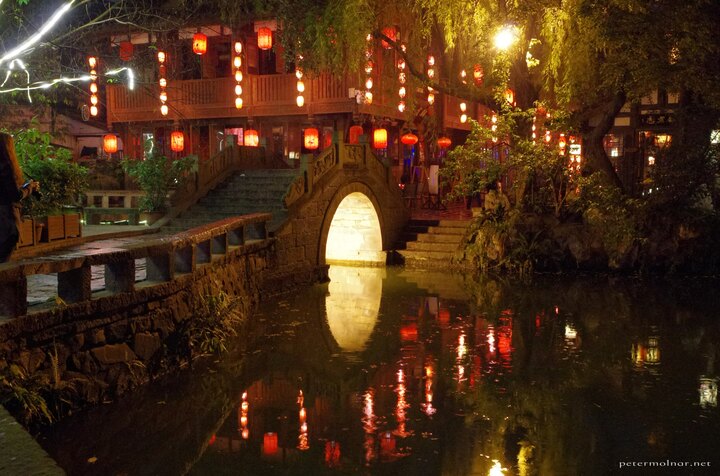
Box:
0;406;64;475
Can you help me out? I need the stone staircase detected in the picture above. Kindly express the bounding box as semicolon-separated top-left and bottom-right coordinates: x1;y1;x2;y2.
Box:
163;169;300;233
393;219;472;268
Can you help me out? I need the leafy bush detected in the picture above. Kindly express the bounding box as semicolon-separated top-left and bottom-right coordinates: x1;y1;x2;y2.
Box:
122;155;197;212
0;364;53;425
3;125;88;216
178;290;245;360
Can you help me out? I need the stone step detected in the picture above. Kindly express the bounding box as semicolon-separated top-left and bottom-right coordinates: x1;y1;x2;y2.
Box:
416;232;464;244
405;241;461;252
437;219;472;228
427;225;468;235
397;249;459;261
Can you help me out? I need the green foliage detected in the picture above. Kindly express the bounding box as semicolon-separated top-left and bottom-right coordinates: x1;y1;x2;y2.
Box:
0;365;53;425
2;124;89;216
574;173;641;255
179;290;245;359
122;155;197;212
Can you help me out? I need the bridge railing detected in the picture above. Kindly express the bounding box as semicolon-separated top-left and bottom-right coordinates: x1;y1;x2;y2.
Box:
283;140;397;208
0;213;272;319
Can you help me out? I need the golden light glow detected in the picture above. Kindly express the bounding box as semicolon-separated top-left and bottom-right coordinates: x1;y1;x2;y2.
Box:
157;51;166;63
494;26;517;51
296;95;304;107
235;84;242;96
159;78;167;88
365;78;373;89
235;71;243;82
235;97;244;109
234;41;242;54
233;56;241;68
160;104;168;116
90;105;98;116
325;193;384;265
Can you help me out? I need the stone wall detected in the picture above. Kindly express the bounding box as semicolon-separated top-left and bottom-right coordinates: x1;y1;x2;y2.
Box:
0;218;274;409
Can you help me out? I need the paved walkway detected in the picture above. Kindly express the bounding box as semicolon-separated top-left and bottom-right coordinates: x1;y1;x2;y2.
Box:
0;406;65;475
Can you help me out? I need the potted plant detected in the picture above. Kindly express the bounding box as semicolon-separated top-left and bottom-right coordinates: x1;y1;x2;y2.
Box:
4;124;89;241
122;154;197;224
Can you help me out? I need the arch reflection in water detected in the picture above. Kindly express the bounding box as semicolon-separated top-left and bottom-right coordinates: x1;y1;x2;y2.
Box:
325;192;384;264
325;265;384;352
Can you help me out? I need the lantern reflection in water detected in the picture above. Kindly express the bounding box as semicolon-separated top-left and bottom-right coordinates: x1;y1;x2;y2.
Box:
362;389;376;465
632;336;661;366
238;391;249;439
325;441;341;467
298;390;309;450
699;377;718;408
395;368;409;437
262;432;278;456
422;362;436;415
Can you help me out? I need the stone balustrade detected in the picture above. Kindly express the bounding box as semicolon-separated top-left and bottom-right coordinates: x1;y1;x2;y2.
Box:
0;213;271;319
85;190;145;209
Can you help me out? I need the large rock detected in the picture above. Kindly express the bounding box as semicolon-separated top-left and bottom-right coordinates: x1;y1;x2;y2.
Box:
133;332;161;361
91;343;137;365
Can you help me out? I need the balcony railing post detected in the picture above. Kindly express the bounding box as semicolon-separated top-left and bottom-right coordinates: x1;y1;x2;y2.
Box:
0;275;27;318
58;264;91;304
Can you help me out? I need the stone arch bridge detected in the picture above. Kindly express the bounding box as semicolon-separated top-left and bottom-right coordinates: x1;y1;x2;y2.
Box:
269;141;409;286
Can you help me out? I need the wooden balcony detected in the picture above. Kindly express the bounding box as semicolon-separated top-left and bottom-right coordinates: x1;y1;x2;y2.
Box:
107;72;483;131
107;73;368;123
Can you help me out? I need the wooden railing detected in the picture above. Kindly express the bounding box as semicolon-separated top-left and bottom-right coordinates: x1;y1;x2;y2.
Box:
107;73;360;122
0;213;271;319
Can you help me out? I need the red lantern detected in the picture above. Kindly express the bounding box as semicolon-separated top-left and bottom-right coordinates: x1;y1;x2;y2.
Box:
325;441;341;467
119;41;134;61
437;136;452;149
244;129;259;147
381;26;397;49
400;132;418;146
348;125;364;144
380;432;396;456
103;134;118;154
304;127;319;150
170;131;185;152
192;32;207;55
473;64;484;85
504;88;514;104
373;128;387;149
257;27;272;50
400;322;418;341
263;432;278;455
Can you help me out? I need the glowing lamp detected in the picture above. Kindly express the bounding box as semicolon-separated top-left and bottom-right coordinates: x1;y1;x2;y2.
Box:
192;32;207;55
159;78;167;88
103;134;118;154
160;104;169;116
398;101;406;113
157;51;166;63
257;27;273;50
90;105;98;117
427;92;435;104
296;95;305;107
235;85;243;96
349;125;363;144
437;136;452;148
401;132;418;146
244;129;259;147
297;81;305;93
235;71;243;82
88;56;97;68
90;83;98;94
494;26;517;51
234;41;242;54
119;42;134;61
504;88;514;104
460;114;467;123
304;127;320;150
473;64;484;85
235;97;243;109
381;26;397;49
263;432;279;455
373;128;387;149
170;131;184;152
233;56;242;68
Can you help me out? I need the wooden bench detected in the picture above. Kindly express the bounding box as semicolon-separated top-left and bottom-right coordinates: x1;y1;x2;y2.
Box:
84;207;141;225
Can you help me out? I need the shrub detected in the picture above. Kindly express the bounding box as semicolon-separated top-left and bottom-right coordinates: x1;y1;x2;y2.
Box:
122;155;197;212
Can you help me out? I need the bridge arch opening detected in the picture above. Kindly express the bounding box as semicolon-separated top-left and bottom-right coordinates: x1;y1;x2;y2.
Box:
325;192;384;265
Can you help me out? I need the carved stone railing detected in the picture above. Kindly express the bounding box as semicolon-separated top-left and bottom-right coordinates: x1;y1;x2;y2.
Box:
282;140;396;209
0;213;272;319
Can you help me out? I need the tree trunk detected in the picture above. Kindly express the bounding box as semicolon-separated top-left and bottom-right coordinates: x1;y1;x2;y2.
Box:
580;91;626;191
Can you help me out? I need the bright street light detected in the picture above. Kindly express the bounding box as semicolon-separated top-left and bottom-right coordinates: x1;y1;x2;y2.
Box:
494;26;517;51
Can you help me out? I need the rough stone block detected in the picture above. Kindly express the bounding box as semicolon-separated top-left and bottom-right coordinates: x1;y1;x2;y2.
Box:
91;343;137;365
133;332;161;361
87;329;106;345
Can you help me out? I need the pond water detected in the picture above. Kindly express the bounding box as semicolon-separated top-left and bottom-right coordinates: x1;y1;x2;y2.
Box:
38;266;720;475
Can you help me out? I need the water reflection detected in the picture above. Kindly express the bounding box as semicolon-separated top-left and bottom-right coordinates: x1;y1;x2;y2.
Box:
325;266;384;353
38;269;720;475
